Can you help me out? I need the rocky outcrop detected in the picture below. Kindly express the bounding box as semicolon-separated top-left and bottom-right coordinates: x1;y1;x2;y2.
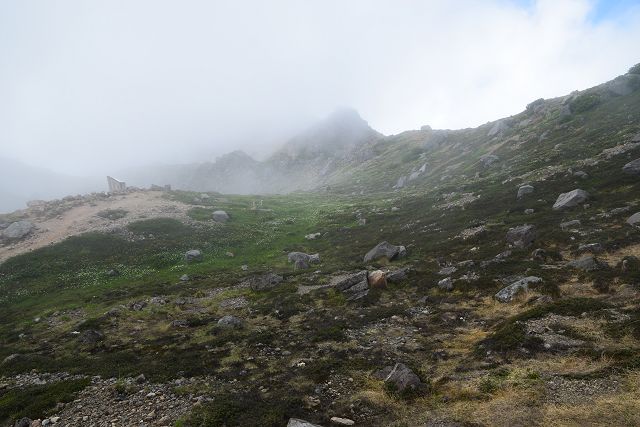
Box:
2;220;34;240
331;271;369;300
553;189;589;210
623;159;640;175
363;241;407;263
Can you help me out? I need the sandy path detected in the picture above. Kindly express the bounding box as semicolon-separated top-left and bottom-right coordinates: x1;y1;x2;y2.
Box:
0;191;192;263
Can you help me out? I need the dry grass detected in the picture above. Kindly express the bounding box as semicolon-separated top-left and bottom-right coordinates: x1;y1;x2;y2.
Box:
542;372;640;426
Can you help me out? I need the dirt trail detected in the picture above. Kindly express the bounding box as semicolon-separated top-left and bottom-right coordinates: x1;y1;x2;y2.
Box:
0;191;191;263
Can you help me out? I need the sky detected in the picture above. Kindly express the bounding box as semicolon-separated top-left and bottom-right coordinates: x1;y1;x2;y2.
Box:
1;0;639;176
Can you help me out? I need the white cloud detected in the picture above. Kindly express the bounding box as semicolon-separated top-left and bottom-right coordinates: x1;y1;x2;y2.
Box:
0;0;638;174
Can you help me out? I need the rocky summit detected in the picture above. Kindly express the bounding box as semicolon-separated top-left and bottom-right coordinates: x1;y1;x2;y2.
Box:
1;65;640;427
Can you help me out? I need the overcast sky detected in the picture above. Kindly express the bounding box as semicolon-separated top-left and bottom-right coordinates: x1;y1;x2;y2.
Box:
1;0;639;176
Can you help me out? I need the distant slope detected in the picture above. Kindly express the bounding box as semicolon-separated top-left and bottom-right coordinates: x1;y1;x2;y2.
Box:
0;158;103;213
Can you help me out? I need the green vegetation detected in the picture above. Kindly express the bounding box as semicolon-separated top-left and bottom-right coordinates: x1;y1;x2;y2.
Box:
0;378;90;424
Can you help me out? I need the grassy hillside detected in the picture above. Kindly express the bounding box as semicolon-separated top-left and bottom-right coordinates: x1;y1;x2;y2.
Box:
1;70;640;426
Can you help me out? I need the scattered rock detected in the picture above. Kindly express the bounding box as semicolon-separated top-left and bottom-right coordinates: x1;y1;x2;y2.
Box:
506;224;537;248
305;232;322;240
288;252;321;265
438;277;453;291
627;212;640;226
552;189;590;210
184;249;202;263
623;159;640;175
387;268;408;282
567;255;609;271
576;243;604;254
367;270;387;288
217;315;243;329
331;271;369;300
375;362;422;393
212;210;230;223
179;274;190;282
363;241;407;263
495;276;543;303
517;185;534;199
243;273;284;291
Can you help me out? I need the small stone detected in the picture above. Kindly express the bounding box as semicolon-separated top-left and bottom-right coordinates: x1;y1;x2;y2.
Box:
330;417;355;426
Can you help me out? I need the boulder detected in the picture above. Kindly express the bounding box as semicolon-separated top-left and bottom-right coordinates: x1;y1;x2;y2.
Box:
243;273;284;291
517;185;534;199
623;159;640;175
179;274;190;282
552;189;589;210
184;250;202;263
288;252;321;265
287;419;324;427
495;276;542;303
367;270;387;288
331;271;369;300
387;268;408;282
212;210;230;223
294;259;309;270
305;232;322;240
375;362;422;393
217;315;243;329
576;243;604;254
627;212;640;226
14;417;32;427
330;417;355;426
438;266;457;275
505;224;536;248
438;277;453;291
364;241;407;263
3;220;34;240
567;255;608;271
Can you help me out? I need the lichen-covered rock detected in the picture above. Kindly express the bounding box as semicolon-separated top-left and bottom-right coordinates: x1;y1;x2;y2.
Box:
217;315;243;329
506;224;536;248
184;250;202;263
375;362;422;393
363;241;406;263
552;189;589;210
495;276;542;303
517;184;534;199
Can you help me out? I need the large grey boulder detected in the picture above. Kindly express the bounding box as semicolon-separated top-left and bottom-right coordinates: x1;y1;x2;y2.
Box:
242;273;284;291
517;185;534;199
330;271;369;300
364;241;407;263
567;255;608;271
184;249;202;263
627;212;640;226
506;224;536;248
212;210;230;223
287;419;324;427
217;315;243;329
375;362;422;393
623;159;640;175
553;189;589;210
495;276;542;303
3;220;34;240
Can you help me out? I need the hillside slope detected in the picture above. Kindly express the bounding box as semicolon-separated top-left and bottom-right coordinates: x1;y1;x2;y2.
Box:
0;67;640;426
